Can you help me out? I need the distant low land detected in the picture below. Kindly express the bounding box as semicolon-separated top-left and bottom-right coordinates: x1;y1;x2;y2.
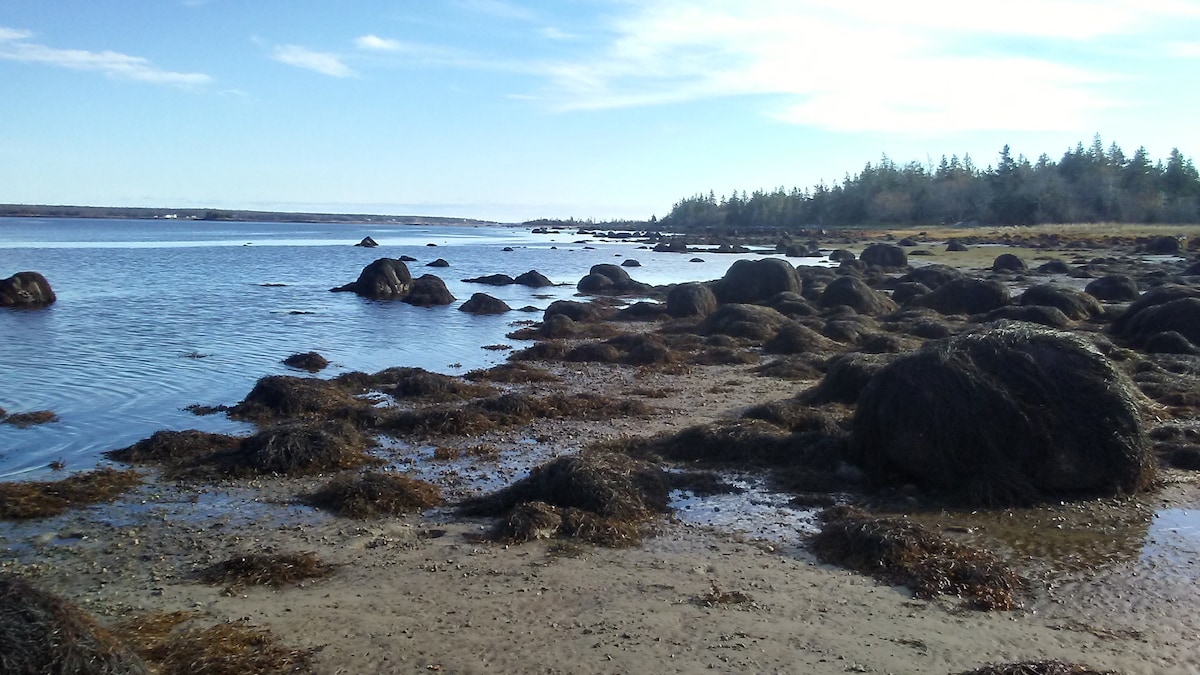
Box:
0;204;499;227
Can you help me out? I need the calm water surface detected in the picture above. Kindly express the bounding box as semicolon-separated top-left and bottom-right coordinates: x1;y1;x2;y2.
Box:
0;217;809;478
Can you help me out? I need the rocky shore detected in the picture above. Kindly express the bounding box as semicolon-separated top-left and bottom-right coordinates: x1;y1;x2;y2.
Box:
3;224;1200;674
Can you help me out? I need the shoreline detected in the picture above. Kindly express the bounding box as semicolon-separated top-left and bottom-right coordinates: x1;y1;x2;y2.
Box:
4;226;1200;673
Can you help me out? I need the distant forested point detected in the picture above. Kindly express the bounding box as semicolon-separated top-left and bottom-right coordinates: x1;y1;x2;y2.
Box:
662;137;1200;231
0;204;496;226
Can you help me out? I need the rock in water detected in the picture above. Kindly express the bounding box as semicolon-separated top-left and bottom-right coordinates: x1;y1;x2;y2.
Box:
849;325;1153;505
0;271;56;307
330;258;413;298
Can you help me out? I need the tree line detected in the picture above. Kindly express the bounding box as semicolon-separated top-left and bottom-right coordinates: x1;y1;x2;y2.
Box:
661;137;1200;231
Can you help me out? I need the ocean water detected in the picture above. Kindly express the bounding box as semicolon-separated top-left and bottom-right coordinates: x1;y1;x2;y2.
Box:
0;217;816;479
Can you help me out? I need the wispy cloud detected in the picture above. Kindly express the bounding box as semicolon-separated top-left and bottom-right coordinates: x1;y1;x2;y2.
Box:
271;45;355;77
527;0;1198;133
355;34;403;52
0;25;210;86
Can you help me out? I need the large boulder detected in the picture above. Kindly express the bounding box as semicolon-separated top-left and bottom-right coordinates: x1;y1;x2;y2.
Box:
0;272;56;307
909;278;1010;315
1117;296;1200;350
666;282;717;318
1143;235;1182;254
514;270;553;288
331;258;413;298
577;264;650;294
1019;284;1102;320
403;275;455;306
459;293;511;314
711;259;802;304
992;253;1027;272
860;244;907;269
896;264;963;290
1085;275;1139;302
818;276;898;316
544;300;609;323
849;326;1153;505
1111;284;1200;340
463;273;515;286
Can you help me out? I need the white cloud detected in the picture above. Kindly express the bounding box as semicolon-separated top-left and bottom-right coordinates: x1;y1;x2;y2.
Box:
355;34;403;52
528;0;1197;133
271;45;355;77
1168;42;1200;58
0;25;210;85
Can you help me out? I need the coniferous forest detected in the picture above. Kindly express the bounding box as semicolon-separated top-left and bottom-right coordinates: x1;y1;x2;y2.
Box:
660;137;1200;231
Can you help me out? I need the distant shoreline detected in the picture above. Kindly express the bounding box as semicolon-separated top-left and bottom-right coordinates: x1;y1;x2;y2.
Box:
0;204;506;227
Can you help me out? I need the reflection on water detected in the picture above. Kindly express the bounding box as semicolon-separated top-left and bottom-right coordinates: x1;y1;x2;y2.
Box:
0;217;832;479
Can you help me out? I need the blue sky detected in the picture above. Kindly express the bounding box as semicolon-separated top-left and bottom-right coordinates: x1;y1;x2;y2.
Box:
1;0;1198;222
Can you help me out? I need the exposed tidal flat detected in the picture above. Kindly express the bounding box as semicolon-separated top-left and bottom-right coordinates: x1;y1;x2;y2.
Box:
4;218;1200;673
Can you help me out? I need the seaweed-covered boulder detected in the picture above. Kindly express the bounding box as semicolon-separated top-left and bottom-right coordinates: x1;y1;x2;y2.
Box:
829;249;856;263
945;239;968;252
1085;275;1139;302
404;275;455;306
514;270;553;287
1019;284;1102;320
1036;259;1070;274
0;271;56;307
701;304;789;340
897;264;963;290
1117;297;1200;350
849;326;1153;505
819;276;898;316
891;282;931;305
330;258;412;298
860;244;907;269
0;574;150;675
544;299;608;323
282;351;330;372
991;253;1027;272
1111;284;1200;341
909;278;1010;315
1143;235;1182;254
666;282;717;318
803;352;894;405
984;305;1071;328
459;293;510;315
764;321;839;355
711;258;802;304
577;264;650;294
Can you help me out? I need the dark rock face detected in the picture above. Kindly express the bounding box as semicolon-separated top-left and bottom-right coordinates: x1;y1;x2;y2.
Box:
666;282;717;318
1143;235;1182;254
514;270;553;287
620;259;642;267
909;278;1011;315
463;274;516;286
1111;284;1200;343
330;258;413;298
1085;275;1139;302
849;326;1153;505
427;258;450;268
653;239;689;253
860;244;907;268
945;239;968;252
1019;284;1102;320
577;264;651;294
283;351;330;372
1036;259;1070;274
992;253;1027;272
0;272;56;307
829;249;856;263
819;276;898;316
711;258;802;304
403;275;456;306
544;300;607;323
355;236;379;248
459;293;511;314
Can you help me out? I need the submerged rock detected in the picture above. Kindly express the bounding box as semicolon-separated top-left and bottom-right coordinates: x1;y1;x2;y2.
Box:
330;258;413;298
459;293;511;314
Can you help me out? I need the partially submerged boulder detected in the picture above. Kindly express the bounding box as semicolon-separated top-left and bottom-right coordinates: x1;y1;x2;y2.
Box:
0;272;56;307
404;274;455;306
459;293;510;315
514;270;553;287
282;351;329;372
577;264;650;294
331;258;412;298
849;326;1153;505
355;236;379;248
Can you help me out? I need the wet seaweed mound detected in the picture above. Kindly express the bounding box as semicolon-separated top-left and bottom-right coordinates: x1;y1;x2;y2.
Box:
849;325;1153;505
810;507;1023;610
0;574;149;674
304;471;442;518
458;452;670;546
